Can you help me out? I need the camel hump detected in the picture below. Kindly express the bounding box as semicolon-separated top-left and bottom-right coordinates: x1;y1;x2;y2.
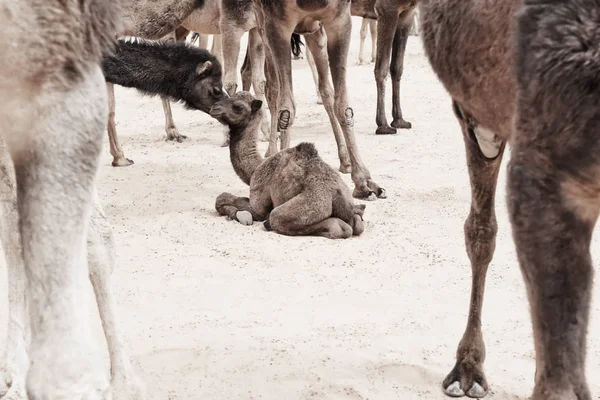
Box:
294;142;319;159
297;0;330;12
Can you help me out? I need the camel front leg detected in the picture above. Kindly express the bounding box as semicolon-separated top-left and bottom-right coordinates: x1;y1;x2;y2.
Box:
215;192;270;225
304;28;351;174
220;25;244;96
443;101;506;399
211;34;223;66
0;140;27;400
262;24;295;152
324;15;386;200
161;31;186;142
87;189;144;400
390;9;414;130
161;97;187;142
263;45;281;157
248;27;271;142
305;44;324;105
106;82;134;167
9;65;110;399
240;43;253;92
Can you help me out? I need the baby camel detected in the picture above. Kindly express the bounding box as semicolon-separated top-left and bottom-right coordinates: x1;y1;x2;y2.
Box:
211;92;365;239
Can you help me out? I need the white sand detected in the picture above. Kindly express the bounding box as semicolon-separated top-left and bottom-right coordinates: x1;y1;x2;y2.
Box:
1;17;599;400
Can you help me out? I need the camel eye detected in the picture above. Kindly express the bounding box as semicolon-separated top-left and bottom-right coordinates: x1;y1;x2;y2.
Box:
212;87;222;98
232;104;243;114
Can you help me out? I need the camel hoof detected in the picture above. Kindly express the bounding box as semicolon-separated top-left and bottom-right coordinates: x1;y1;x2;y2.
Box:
111;157;134;167
236;211;253;226
221;138;230;147
339;164;351;174
467;383;487;398
444;382;465;397
316;98;323;105
391;119;412;129
375;126;397;135
166;133;188;142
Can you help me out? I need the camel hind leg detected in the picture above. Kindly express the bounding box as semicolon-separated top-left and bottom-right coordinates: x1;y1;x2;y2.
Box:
369;19;377;63
390;9;414;130
442;101;506;399
507;2;599;398
304;28;351;174
265;192;354;239
248;28;271;142
107;82;134;167
358;18;370;65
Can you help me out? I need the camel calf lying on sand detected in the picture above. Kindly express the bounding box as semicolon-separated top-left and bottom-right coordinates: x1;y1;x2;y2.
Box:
211;92;366;239
102;39;226;116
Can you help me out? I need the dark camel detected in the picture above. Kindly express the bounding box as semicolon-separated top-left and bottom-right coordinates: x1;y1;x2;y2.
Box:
421;0;597;399
253;0;386;201
211;92;366;239
351;0;418;135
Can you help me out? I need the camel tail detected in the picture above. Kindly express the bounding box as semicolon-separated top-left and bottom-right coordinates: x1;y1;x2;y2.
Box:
291;33;304;58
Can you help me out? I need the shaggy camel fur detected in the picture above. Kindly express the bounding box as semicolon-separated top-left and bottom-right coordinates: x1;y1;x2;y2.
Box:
254;0;386;201
421;0;597;398
212;92;365;239
109;0;272;166
0;0;144;398
351;0;418;135
102;39;225;112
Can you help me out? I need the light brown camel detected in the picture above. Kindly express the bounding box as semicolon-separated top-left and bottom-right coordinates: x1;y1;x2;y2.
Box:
108;0;272;166
351;0;418;135
211;92;366;238
0;0;144;398
420;0;597;399
253;0;386;201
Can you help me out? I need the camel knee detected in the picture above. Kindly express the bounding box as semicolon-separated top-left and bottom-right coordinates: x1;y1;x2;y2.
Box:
351;214;364;236
215;192;236;212
390;63;404;80
464;211;497;268
335;103;354;127
277;108;295;131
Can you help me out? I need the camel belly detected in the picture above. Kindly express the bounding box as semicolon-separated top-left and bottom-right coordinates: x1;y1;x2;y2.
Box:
419;0;519;138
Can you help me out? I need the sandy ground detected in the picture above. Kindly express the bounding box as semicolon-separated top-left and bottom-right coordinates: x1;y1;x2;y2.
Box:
2;17;600;400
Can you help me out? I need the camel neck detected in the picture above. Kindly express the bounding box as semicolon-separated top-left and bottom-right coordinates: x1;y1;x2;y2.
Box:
228;121;264;186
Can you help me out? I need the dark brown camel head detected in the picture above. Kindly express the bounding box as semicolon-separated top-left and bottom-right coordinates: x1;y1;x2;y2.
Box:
209;91;263;130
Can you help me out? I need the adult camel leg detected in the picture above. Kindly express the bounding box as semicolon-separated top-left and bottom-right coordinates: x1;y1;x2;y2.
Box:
263;46;281;157
10;65;109;398
161;31;186;142
0;141;27;400
220;25;244;96
443;101;506;399
87;189;144;399
248;27;271;142
507;2;596;399
261;23;294;155
304;28;351;173
240;45;252;92
106;82;134;167
390;10;413;130
265;192;353;239
211;34;223;66
305;45;324;105
161;98;187;142
373;8;399;135
409;9;419;36
324;15;385;199
358;18;370;65
369;19;377;63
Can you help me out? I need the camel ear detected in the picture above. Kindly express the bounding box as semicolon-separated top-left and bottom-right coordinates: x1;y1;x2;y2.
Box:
196;61;212;75
251;99;262;112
